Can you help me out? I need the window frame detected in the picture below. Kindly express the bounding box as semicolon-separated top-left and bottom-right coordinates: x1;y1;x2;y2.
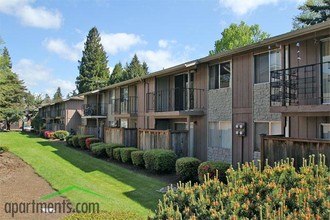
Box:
208;61;232;90
254;49;281;84
208;121;232;149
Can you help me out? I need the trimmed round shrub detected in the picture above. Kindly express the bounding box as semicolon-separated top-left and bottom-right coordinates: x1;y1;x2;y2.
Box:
105;143;125;159
86;137;101;149
54;130;69;140
66;135;73;146
198;161;230;183
71;135;81;148
90;142;107;157
143;149;177;173
176;157;201;182
113;148;122;161
78;135;94;149
131;150;145;167
44;131;55;139
120;147;138;163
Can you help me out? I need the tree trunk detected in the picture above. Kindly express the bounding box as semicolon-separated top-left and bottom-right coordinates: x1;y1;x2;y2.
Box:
6;121;10;130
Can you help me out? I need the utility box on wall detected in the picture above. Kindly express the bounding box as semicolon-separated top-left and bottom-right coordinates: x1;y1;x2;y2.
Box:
235;122;246;137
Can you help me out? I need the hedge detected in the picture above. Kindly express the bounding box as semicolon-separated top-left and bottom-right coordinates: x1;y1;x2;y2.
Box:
44;130;55;139
113;148;122;161
120;147;138;163
71;135;81;148
143;149;177;173
198;161;230;183
176;157;201;182
54;130;69;140
86;138;101;149
131;150;145;167
90;143;107;157
78;135;94;149
105;143;125;159
153;155;329;219
65;135;73;146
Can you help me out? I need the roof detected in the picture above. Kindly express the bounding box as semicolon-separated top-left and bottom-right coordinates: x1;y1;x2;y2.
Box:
81;21;330;96
39;95;84;108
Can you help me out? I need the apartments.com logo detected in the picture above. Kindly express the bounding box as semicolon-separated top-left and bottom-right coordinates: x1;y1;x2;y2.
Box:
3;185;111;218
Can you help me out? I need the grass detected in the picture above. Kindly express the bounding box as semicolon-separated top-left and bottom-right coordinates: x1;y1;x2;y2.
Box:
0;132;167;219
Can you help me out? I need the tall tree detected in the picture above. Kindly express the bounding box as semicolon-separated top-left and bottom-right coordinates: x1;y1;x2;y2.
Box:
43;94;52;104
293;0;330;29
0;47;26;130
125;54;148;80
209;21;270;55
53;87;63;102
76;27;110;93
109;62;125;84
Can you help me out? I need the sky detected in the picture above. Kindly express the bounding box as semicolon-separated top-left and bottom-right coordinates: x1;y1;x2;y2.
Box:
0;0;305;97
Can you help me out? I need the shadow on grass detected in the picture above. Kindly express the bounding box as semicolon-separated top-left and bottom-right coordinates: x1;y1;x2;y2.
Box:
34;139;166;212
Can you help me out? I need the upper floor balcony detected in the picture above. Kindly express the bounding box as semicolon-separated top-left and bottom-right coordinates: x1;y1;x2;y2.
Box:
83;103;107;118
111;96;138;116
270;62;330;114
147;88;205;116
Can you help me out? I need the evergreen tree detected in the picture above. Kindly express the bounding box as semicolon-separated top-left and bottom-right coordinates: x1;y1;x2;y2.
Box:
209;21;270;55
293;0;330;29
125;54;148;80
43;94;52;104
0;47;26;130
76;27;110;93
53;87;63;102
109;62;125;84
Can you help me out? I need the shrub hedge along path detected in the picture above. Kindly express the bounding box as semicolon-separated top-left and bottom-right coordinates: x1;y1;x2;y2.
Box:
0;132;168;219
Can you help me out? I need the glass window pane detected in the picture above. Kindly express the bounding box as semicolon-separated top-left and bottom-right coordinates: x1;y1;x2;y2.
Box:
255;53;269;83
220;62;230;88
209;64;219;89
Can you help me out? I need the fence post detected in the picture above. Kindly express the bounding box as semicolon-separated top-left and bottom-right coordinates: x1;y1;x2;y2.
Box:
260;134;266;170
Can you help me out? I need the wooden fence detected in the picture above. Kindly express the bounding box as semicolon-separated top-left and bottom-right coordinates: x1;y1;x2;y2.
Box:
104;127;137;146
261;134;330;168
77;125;98;137
137;129;188;157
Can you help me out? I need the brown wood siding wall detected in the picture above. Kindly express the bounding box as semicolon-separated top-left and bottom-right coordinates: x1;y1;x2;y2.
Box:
232;53;253;165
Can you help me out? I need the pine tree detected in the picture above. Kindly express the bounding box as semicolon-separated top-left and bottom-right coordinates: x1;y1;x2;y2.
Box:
43;94;52;104
293;0;330;29
0;47;26;130
53;87;63;102
76;27;110;93
125;54;148;80
109;62;125;84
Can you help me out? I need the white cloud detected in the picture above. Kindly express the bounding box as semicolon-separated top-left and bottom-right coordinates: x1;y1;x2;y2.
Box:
13;59;75;97
0;0;62;29
158;39;177;48
218;0;304;16
101;33;145;55
43;39;82;61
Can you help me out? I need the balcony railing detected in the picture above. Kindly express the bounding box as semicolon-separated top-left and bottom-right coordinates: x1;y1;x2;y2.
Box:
270;62;330;106
83;104;107;116
147;88;205;112
111;96;137;114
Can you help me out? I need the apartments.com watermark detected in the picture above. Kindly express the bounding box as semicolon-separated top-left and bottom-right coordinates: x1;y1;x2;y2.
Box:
4;200;100;217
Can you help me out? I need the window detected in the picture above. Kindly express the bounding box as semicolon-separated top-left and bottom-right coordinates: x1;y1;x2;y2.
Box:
255;50;281;84
254;121;281;151
321;123;330;140
209;62;231;89
208;121;232;149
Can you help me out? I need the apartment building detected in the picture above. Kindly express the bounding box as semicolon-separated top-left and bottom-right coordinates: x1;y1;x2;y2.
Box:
78;21;330;165
39;96;84;131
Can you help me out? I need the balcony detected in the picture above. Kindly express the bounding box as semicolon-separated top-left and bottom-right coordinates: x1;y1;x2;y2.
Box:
83;104;107;117
270;62;330;113
147;88;205;116
111;96;138;116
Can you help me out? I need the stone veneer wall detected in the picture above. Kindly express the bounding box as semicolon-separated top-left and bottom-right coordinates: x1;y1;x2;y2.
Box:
207;88;232;164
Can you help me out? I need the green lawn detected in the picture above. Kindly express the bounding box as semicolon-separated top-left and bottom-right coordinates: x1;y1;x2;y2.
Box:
0;132;167;219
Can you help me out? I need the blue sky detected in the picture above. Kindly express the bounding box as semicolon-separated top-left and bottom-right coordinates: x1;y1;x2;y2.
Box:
0;0;305;97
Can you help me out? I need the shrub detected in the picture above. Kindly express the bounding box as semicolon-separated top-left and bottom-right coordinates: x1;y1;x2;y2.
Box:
44;131;55;139
143;149;177;173
78;135;94;149
153;155;330;219
65;135;73;146
120;147;138;163
90;143;107;157
131;150;145;167
198;161;230;183
71;135;81;148
113;148;122;161
54;130;69;140
86;137;101;149
62;210;139;220
176;157;201;182
0;146;9;154
105;143;125;159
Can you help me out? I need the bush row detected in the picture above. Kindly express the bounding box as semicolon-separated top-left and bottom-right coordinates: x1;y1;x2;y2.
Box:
40;130;69;140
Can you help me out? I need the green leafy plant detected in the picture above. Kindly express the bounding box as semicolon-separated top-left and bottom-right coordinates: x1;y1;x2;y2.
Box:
143;149;177;173
78;135;94;149
176;157;201;182
0;146;9;154
131;150;145;167
120;147;138;163
105;143;125;159
71;135;81;148
54;130;69;140
90;142;107;157
198;160;230;183
113;148;122;161
65;135;73;146
153;155;330;219
85;137;100;149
